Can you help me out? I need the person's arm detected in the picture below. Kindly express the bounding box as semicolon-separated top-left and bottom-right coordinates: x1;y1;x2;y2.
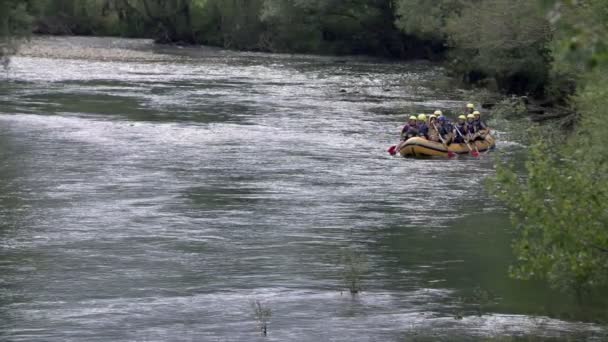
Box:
443;126;452;139
446;131;454;144
465;125;473;140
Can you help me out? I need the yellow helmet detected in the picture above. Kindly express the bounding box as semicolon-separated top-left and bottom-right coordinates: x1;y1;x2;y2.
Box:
466;103;475;109
458;115;466;120
434;110;443;116
417;114;427;121
467;114;475;119
429;114;437;119
409;115;417;120
473;110;481;116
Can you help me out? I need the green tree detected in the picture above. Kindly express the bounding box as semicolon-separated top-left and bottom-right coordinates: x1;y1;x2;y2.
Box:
114;0;195;42
394;0;461;41
260;0;325;52
114;0;267;47
491;0;608;295
261;0;420;57
202;0;265;50
444;0;552;95
0;0;36;68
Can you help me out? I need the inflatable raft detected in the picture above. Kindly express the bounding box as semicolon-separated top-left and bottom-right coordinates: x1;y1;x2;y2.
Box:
398;135;496;158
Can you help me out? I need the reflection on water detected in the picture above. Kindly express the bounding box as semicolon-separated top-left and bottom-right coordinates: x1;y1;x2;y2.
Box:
0;37;605;341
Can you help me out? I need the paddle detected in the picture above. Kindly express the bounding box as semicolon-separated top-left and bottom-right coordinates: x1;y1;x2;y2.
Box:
388;126;409;156
432;123;456;158
388;144;397;156
388;128;413;156
454;126;480;157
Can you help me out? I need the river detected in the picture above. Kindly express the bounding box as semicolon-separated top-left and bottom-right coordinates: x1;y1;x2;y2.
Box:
0;37;604;341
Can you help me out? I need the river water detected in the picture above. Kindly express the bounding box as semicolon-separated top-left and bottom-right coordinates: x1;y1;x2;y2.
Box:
0;37;605;341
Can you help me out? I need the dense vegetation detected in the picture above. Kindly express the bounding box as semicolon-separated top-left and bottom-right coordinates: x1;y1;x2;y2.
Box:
2;0;607;297
0;0;35;67
492;0;608;296
1;0;556;97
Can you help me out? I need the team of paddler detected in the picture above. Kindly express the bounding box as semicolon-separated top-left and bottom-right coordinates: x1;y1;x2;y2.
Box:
400;103;489;143
388;103;491;157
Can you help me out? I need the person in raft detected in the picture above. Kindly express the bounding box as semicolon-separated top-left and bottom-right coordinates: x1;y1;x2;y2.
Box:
417;114;429;139
401;115;419;141
427;115;440;142
431;110;445;134
452;115;468;144
472;110;489;140
465;114;477;140
465;103;475;114
436;115;453;144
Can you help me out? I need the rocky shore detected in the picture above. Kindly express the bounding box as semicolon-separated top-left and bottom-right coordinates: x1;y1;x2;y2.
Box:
17;36;169;62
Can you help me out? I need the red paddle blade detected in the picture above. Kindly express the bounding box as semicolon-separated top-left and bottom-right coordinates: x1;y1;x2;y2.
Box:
447;151;456;158
388;145;397;156
471;151;480;157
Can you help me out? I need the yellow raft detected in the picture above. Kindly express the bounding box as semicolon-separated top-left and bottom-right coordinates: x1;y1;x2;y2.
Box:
398;135;496;158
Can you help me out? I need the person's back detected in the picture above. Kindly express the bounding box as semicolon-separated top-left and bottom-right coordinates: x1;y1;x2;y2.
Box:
453;115;467;143
465;114;476;138
417;114;429;139
437;116;453;144
472;111;488;140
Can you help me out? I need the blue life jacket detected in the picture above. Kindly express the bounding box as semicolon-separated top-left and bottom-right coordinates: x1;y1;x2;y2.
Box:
417;123;429;138
402;124;419;138
453;123;467;143
439;123;452;138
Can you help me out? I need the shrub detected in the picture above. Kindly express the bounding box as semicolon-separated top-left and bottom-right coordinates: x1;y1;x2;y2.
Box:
445;0;552;96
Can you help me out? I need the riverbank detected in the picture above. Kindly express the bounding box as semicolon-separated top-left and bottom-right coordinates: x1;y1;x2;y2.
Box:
0;0;581;130
17;36;164;62
12;34;572;129
7;0;569;101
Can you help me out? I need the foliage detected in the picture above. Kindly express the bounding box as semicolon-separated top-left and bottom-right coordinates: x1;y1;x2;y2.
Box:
543;0;608;102
488;0;608;294
453;286;497;319
445;0;552;95
251;300;272;337
492;139;603;292
546;0;608;75
258;0;325;53
341;248;368;294
394;0;462;41
260;0;414;57
198;0;266;49
4;0;583;81
35;0;120;36
491;76;608;294
6;0;438;58
0;0;36;68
